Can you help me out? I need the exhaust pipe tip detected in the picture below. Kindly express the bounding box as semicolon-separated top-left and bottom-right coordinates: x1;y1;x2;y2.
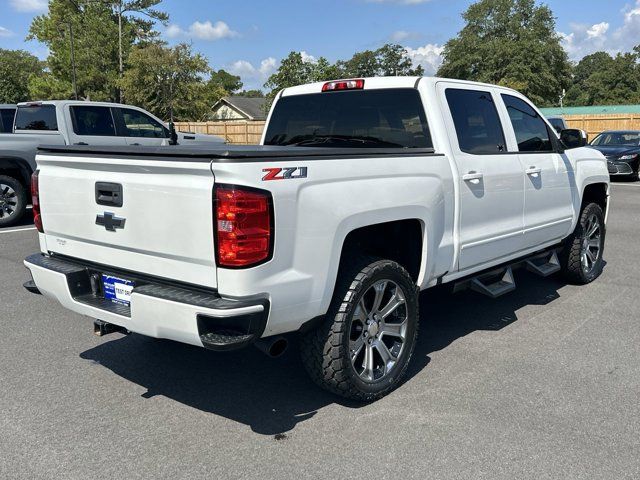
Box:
254;336;288;358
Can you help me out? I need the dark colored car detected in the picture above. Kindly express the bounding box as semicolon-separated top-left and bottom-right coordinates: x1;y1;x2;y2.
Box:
0;104;16;133
546;116;568;134
589;130;640;180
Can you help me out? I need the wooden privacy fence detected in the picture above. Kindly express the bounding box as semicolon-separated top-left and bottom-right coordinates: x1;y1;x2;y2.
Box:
176;113;640;144
174;121;266;144
564;114;640;139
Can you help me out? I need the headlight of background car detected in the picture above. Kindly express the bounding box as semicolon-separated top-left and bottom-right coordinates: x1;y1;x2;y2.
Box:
619;154;639;160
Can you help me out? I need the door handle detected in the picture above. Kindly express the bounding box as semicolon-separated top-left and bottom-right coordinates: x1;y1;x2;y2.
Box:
95;182;123;207
526;166;542;176
462;171;484;183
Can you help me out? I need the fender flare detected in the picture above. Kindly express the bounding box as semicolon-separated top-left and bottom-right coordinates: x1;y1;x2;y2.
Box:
0;156;34;186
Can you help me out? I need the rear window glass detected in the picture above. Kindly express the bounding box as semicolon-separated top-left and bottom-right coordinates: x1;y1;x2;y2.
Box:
445;88;506;154
0;108;16;133
71;106;116;136
264;89;432;148
14;105;58;131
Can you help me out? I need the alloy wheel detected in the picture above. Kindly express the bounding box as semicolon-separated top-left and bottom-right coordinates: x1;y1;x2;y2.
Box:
0;183;18;219
580;213;602;275
349;280;408;383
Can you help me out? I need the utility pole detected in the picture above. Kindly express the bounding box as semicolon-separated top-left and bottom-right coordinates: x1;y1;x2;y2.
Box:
117;1;123;103
68;21;78;100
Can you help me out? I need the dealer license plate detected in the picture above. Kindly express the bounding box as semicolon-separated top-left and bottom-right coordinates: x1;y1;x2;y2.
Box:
102;274;134;306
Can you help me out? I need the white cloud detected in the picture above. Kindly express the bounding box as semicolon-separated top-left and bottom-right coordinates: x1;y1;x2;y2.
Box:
165;20;238;41
10;0;47;12
560;0;640;60
189;20;238;40
587;22;609;39
228;57;279;89
165;24;183;38
390;30;421;42
300;51;317;63
0;26;14;37
405;43;444;76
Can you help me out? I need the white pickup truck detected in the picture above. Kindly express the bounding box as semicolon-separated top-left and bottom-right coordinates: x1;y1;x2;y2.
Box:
24;77;609;401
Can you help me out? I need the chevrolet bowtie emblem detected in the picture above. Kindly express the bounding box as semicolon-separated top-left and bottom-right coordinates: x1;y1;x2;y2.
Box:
96;212;126;232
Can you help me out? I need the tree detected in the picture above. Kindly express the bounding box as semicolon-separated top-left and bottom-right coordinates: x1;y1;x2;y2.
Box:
264;46;421;105
377;44;424;76
238;89;264;98
208;69;243;93
120;42;210;121
338;44;423;78
437;0;572;106
566;51;640;106
0;49;44;103
110;0;168;101
264;51;338;105
28;0;167;102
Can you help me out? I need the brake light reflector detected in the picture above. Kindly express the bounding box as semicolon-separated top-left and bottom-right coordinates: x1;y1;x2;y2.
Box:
31;170;43;233
322;79;365;92
215;186;272;267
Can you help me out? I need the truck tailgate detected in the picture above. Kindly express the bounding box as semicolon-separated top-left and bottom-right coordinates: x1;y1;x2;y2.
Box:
36;152;217;288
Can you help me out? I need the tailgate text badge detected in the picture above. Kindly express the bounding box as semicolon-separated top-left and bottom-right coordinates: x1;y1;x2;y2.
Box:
96;212;126;232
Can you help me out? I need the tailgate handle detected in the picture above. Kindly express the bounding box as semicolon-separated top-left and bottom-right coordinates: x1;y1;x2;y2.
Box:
95;182;123;207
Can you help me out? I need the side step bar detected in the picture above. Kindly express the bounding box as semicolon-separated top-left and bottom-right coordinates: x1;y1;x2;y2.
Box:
525;250;561;277
454;249;561;299
470;267;516;299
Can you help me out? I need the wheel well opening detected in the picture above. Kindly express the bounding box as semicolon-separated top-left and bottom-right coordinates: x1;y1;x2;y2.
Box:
340;219;423;282
0;158;32;187
582;183;608;211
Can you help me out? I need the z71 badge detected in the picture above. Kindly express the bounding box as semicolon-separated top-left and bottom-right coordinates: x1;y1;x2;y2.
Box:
262;167;307;181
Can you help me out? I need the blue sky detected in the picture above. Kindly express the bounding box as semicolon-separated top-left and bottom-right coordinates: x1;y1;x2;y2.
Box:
1;0;639;89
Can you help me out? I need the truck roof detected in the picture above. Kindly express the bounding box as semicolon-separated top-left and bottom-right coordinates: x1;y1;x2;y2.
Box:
0;104;16;109
16;100;144;109
280;76;519;97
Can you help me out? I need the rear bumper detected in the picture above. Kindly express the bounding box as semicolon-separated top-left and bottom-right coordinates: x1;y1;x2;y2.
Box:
23;253;270;351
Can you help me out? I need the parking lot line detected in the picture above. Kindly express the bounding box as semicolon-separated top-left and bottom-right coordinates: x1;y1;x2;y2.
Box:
0;226;37;235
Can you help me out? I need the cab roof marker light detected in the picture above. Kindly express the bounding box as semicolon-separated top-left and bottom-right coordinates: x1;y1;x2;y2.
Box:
322;79;365;92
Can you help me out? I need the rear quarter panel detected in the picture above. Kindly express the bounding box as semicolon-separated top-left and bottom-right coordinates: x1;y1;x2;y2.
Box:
212;154;455;336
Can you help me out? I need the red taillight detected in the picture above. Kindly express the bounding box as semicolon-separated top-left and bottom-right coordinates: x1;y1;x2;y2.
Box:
215;185;272;268
322;79;365;92
31;170;43;233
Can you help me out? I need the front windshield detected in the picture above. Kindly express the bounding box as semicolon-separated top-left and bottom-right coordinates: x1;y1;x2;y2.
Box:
264;89;432;148
591;132;640;147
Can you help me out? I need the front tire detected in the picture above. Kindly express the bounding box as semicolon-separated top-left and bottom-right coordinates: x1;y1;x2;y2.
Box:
559;202;605;284
300;257;419;401
0;175;28;228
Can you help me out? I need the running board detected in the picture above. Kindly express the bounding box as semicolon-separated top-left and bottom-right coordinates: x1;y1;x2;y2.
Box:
525;251;561;277
469;267;516;299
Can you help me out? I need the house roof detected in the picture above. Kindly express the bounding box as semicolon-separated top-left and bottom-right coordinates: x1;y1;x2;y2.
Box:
213;96;267;120
540;104;640;116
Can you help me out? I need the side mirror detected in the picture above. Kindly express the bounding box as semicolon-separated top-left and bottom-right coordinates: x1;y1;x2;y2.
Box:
168;122;179;146
560;129;587;149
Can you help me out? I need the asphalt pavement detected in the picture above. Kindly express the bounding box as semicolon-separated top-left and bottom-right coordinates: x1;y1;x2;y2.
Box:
1;183;639;479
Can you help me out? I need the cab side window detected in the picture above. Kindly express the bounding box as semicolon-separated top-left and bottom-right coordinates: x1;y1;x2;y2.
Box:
445;88;506;154
501;94;553;152
70;106;116;136
119;108;168;138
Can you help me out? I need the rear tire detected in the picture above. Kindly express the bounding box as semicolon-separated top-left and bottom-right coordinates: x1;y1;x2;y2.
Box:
300;256;419;402
559;202;605;284
0;175;28;228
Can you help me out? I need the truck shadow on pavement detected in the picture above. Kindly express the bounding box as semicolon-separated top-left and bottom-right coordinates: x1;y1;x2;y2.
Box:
79;270;566;436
